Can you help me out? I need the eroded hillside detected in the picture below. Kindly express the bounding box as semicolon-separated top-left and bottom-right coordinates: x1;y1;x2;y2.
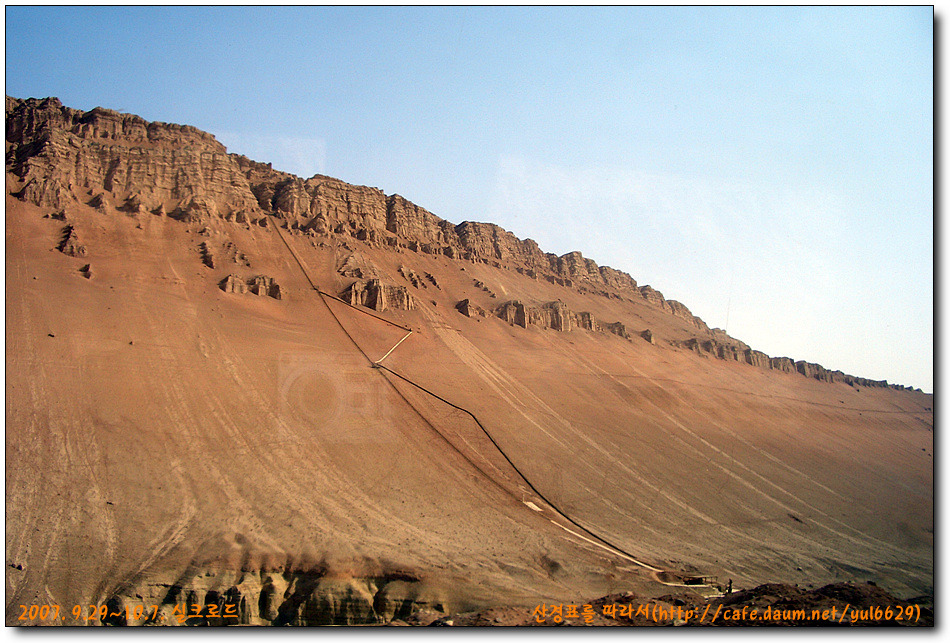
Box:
5;97;933;625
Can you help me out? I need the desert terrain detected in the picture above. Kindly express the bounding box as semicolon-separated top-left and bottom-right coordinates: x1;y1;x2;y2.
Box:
5;97;933;625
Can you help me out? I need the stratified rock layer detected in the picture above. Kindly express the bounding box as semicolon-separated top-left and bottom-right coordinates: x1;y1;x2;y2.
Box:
219;274;283;299
343;280;414;312
494;299;629;338
3;95;908;390
6;97;261;223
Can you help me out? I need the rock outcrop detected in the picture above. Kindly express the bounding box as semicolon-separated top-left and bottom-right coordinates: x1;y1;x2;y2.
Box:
337;252;378;280
472;279;497;298
850;377;889;388
250;275;282;299
98;564;451;626
88;193;108;212
638;285;666;308
398;265;430;289
675;339;892;389
496;300;528;328
454;222;546;269
603;321;629;339
219;240;250;266
219;274;282;299
199;241;215;268
770;357;796;373
220;274;248;294
386;194;450;249
7;97;261;221
744;349;770;369
678;337;747;361
57;224;86;257
7;96;912;391
576;311;598;331
543;301;572;332
494;299;628;339
455;299;487;318
666;300;709;331
4;96;707;333
43;208;67;221
796;360;831;382
343;280;414;312
551;251;602;283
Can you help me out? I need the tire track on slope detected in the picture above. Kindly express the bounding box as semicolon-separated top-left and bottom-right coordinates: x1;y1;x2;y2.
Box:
419;317;909;570
5;241;61;609
315;287;614;565
302;253;671;572
110;244;331;584
374;362;664;574
566;347;913;559
416;307;723;528
120;459;198;588
7;236;122;613
533;365;931;415
186;228;500;571
153;252;378;550
405;306;798;578
6;269;54;607
197;319;454;558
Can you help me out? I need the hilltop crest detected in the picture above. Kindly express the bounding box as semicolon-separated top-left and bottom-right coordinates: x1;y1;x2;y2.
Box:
4;96;907;389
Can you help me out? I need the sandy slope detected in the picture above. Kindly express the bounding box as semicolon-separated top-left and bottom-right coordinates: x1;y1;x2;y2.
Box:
5;196;932;624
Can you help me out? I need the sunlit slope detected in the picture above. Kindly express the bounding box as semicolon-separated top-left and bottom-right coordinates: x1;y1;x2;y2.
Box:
5;198;654;623
6;194;932;625
383;310;933;596
317;235;933;598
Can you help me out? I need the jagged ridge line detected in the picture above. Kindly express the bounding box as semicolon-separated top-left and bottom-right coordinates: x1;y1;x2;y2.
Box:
266;217;672;575
6;96;918;390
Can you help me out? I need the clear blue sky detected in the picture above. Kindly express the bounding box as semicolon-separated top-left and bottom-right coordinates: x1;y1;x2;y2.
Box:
5;6;934;391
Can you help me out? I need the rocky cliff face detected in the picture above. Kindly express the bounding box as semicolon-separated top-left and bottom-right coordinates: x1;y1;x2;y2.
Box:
6;97;261;221
744;349;770;369
5;95;695;329
386;194;452;248
98;565;451;626
770;357;796;373
5;96;908;391
678;337;747;360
